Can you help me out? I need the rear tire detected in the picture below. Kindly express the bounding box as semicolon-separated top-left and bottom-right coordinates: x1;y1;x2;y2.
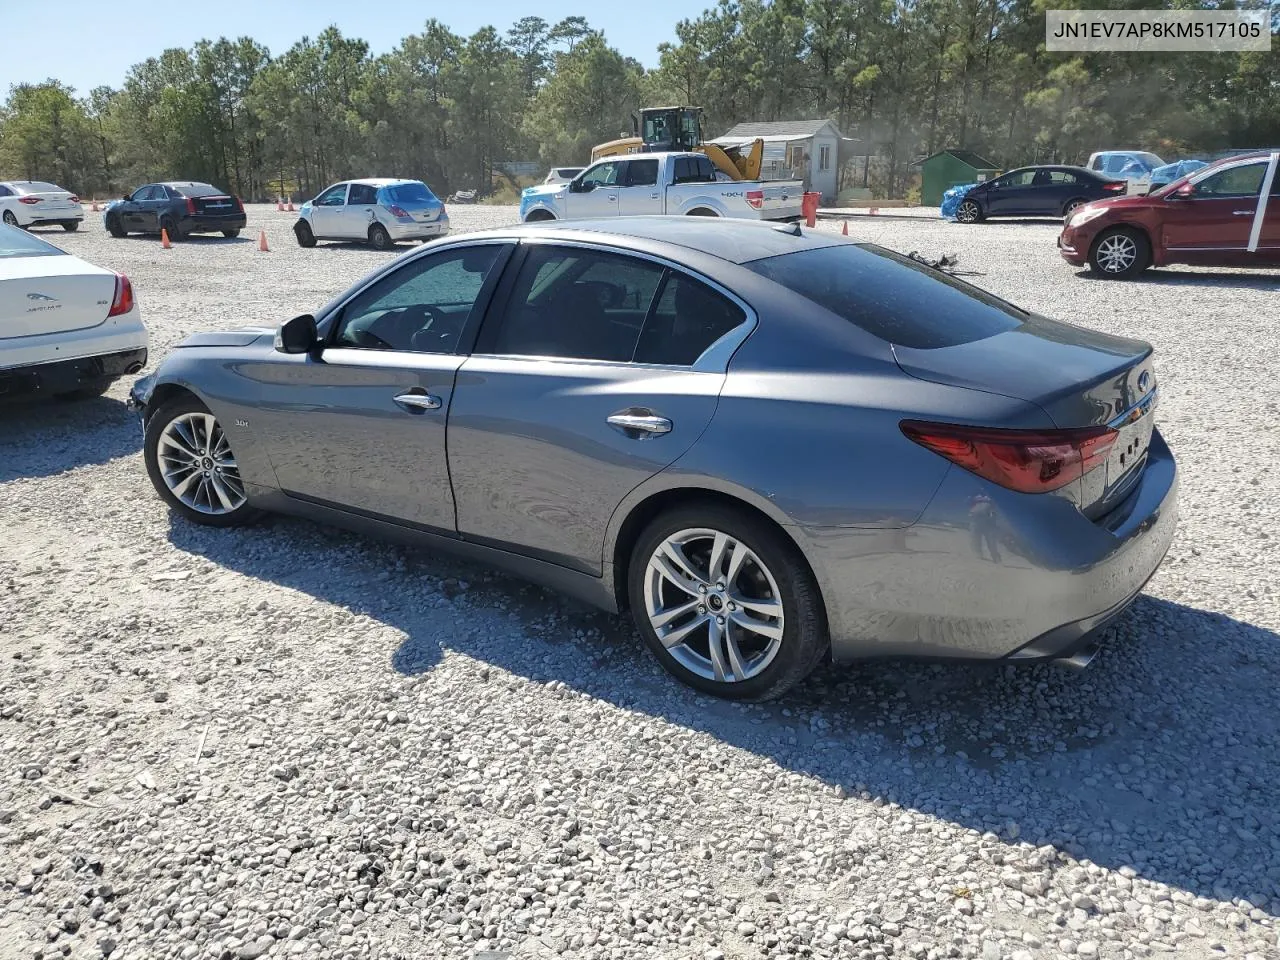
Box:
1088;227;1150;279
686;208;719;217
222;229;240;239
144;394;262;528
2;210;20;228
106;215;126;238
294;220;317;248
368;223;393;250
62;221;80;232
1063;198;1087;218
627;503;828;701
956;199;983;223
160;216;182;242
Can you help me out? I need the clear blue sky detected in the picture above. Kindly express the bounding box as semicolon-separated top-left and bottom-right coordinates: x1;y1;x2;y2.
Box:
0;0;692;96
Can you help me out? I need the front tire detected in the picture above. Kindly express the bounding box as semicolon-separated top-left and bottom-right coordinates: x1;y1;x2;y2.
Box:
294;220;317;248
144;395;262;528
106;215;126;238
1088;227;1150;279
627;504;828;701
222;229;240;239
368;223;393;250
956;199;982;223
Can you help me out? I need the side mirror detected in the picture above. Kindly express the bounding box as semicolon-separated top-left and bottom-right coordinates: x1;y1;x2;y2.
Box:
275;313;319;354
570;180;592;193
122;194;131;201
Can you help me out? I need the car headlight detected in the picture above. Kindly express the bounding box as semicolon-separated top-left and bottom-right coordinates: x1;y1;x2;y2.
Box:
1069;207;1108;228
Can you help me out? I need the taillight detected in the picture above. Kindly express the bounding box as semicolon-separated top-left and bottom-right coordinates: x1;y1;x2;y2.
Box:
186;198;197;215
746;189;764;210
107;273;134;318
388;205;410;218
440;204;448;218
1103;181;1126;192
234;196;244;212
900;420;1117;494
18;196;40;204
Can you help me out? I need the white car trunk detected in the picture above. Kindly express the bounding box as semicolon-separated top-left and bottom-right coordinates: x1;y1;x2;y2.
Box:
0;256;115;340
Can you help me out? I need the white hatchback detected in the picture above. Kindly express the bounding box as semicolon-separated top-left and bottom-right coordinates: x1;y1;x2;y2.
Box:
293;178;449;250
0;224;147;400
0;181;85;231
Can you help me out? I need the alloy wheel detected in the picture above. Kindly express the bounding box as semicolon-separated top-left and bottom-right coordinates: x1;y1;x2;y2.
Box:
2;210;17;226
957;201;979;223
157;412;246;514
1095;233;1137;273
642;527;785;684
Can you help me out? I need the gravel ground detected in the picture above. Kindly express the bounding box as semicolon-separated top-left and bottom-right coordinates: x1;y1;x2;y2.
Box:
2;204;1278;960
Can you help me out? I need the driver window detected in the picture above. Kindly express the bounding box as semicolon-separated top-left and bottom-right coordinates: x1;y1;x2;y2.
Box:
999;170;1035;187
133;186;156;201
332;246;505;353
1195;162;1266;197
316;184;348;206
581;162;621;188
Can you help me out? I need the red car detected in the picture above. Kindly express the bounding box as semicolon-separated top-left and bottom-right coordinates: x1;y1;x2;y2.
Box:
1059;150;1279;278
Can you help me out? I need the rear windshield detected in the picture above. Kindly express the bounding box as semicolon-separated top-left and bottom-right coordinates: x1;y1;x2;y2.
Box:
10;182;60;194
0;223;64;258
381;182;438;204
745;243;1026;349
170;183;224;197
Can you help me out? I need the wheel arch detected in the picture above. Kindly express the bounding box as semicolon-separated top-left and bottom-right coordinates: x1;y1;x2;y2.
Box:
523;207;557;222
606;482;816;613
1062;196;1088;215
1089;220;1154;260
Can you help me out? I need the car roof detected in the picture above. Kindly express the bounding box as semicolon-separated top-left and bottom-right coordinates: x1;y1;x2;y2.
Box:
346;178;420;187
458;216;844;265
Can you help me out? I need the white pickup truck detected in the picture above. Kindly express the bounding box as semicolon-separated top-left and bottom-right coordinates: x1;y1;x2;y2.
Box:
520;152;804;223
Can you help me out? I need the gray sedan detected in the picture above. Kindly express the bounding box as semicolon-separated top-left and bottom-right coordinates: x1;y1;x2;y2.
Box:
128;217;1177;700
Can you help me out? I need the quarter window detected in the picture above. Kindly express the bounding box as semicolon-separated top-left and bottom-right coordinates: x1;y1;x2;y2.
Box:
332;246;505;353
1046;170;1078;184
633;272;746;366
483;246;665;362
1196;162;1267;197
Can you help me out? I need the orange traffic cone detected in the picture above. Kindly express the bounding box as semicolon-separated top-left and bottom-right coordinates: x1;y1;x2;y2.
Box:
257;229;269;252
870;206;879;217
276;199;284;212
286;201;295;212
161;228;172;249
841;220;848;236
91;200;99;212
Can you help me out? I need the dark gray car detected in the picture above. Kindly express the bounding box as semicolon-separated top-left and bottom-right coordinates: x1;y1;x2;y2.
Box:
128;218;1177;700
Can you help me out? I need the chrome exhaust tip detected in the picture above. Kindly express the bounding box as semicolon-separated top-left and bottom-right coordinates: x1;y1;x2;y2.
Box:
125;362;145;374
1054;644;1099;670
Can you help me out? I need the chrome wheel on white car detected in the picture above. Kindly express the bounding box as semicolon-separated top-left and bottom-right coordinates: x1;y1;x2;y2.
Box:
628;504;828;701
144;396;260;527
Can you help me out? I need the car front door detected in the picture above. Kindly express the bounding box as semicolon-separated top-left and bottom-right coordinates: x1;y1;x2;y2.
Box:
310;183;349;237
447;241;750;573
617;158;664;216
1258;155;1280;263
249;241;513;529
566;162;623;218
121;186;156;231
1161;159;1269;260
985;170;1035;215
344;182;379;240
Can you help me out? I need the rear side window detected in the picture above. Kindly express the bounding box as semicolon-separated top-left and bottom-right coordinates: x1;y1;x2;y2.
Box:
745;244;1026;349
349;183;378;205
1047;171;1078;184
633;272;746;365
697;157;717;180
627;159;659;187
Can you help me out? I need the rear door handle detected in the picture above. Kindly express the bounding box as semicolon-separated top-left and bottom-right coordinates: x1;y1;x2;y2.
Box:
394;391;441;413
608;195;617;202
607;413;672;437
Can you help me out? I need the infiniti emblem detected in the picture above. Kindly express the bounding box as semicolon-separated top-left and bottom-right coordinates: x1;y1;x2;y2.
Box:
1137;371;1151;393
27;292;57;302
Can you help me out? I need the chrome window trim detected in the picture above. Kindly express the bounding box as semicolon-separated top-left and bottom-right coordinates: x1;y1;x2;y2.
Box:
468;235;759;375
1108;386;1159;430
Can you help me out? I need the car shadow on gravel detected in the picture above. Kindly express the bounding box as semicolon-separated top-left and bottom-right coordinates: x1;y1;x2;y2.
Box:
173;514;1280;913
0;395;140;481
1073;268;1280;290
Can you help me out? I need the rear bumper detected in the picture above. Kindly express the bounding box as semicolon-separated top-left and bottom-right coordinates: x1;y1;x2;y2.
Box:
796;429;1179;663
28;211;84;225
386;218;450;241
184;214;247;234
0;347;147;397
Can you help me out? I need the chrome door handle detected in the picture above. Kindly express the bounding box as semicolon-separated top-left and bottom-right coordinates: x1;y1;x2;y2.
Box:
393;392;441;412
650;193;661;199
608;195;617;202
607;413;672;437
1233;210;1255;216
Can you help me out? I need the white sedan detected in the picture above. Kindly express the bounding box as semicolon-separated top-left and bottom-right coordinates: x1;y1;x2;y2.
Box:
0;224;147;400
0;180;85;231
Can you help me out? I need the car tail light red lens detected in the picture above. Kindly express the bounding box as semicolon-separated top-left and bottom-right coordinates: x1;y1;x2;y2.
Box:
388;204;410;218
746;189;764;210
1103;182;1126;192
18;197;40;204
900;420;1118;494
107;273;134;318
186;198;197;215
235;196;244;212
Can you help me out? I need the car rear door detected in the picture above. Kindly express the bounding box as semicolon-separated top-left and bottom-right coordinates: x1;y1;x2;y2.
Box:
1161;158;1268;258
616;159;664;216
1255;153;1279;263
343;182;379;239
251;241;514;529
447;241;750;574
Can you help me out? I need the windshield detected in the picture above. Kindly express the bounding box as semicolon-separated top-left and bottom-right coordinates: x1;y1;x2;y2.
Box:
382;182;438;204
745;243;1026;349
0;223;65;258
1135;152;1164;170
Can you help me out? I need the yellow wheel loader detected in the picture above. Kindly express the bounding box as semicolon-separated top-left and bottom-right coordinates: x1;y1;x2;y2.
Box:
589;106;763;182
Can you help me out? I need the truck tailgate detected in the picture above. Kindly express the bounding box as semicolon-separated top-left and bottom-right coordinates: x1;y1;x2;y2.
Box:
755;180;804;220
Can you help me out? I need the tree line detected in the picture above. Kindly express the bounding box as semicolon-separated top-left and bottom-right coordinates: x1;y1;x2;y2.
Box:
1;5;1276;201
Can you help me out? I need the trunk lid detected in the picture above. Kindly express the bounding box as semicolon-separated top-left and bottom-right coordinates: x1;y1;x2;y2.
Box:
192;195;239;217
746;180;803;220
893;314;1157;516
0;256;116;341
